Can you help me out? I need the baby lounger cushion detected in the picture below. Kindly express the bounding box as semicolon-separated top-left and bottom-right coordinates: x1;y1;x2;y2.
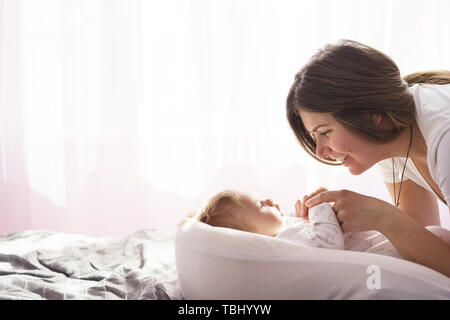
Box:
175;217;450;299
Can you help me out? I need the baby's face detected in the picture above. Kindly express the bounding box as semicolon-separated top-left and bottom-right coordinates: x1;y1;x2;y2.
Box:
232;192;284;236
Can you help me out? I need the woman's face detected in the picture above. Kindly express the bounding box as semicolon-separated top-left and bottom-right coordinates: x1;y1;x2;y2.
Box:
298;109;382;175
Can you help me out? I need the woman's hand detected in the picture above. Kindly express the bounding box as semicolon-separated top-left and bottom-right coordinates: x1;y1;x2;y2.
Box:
304;189;400;233
296;187;328;218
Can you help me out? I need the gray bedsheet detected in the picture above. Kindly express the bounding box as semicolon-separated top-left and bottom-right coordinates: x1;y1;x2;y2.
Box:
0;229;183;300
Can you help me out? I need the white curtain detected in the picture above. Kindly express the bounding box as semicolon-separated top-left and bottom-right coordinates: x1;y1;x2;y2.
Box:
1;0;449;236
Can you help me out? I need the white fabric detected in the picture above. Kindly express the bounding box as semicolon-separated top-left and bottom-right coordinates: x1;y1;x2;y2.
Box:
4;1;450;237
175;218;450;299
378;84;450;206
277;203;345;250
344;225;450;259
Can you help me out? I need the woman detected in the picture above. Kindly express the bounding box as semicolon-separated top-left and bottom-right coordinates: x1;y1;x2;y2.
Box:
286;39;450;277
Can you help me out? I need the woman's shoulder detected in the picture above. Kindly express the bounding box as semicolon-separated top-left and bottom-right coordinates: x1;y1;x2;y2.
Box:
412;83;450;147
412;84;450;204
410;82;450;91
411;83;450;109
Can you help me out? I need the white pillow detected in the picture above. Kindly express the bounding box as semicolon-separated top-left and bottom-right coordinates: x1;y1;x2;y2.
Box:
175;219;450;299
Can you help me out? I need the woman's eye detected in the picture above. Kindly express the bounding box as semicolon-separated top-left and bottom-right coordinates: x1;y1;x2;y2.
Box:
320;130;330;136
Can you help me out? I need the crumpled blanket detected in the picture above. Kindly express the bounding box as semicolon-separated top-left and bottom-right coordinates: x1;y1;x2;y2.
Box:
0;229;182;300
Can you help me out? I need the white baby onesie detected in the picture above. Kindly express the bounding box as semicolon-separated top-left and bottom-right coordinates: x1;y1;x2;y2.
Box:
276;203;345;250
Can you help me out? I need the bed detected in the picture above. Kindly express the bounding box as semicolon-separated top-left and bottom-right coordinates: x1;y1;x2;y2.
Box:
0;229;182;300
2;222;450;300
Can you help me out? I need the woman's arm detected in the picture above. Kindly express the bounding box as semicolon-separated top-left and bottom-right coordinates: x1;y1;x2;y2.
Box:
383;180;450;276
384;180;440;226
305;190;450;277
378;205;450;277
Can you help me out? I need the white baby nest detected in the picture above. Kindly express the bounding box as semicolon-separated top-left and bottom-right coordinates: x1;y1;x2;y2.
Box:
175;219;450;299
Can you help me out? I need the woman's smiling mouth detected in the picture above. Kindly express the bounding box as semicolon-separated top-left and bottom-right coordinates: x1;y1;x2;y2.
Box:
337;154;349;165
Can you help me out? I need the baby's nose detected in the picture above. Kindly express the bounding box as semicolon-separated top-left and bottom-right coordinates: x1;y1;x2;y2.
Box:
264;199;282;211
262;199;275;206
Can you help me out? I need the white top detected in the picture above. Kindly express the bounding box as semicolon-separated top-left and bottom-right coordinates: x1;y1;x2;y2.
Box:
276;203;345;249
378;84;450;206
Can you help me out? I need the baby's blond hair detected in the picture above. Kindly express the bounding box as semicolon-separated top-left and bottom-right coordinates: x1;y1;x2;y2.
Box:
196;189;247;231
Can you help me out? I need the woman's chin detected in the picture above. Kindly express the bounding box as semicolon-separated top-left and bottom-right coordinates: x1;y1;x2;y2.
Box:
348;169;362;175
346;163;366;175
342;156;367;175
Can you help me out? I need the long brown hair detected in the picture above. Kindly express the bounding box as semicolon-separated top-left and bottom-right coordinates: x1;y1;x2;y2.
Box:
286;39;450;165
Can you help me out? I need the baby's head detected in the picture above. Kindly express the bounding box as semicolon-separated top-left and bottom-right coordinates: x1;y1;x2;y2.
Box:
197;189;285;236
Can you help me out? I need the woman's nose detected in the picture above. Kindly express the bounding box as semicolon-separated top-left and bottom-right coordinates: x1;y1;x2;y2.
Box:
316;142;332;160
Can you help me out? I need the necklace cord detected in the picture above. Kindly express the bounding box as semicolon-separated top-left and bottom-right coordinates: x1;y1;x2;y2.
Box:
392;124;413;207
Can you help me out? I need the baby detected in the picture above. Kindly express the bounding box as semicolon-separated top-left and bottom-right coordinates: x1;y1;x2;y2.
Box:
196;189;345;250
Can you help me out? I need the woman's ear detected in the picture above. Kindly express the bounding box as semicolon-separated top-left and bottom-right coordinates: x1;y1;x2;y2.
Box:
371;113;383;126
371;112;395;131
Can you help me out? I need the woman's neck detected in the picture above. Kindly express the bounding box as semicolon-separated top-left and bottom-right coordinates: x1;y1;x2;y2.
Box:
385;119;427;160
409;119;428;160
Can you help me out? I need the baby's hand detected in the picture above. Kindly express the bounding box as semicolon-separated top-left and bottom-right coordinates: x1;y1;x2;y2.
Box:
295;199;306;219
297;187;328;218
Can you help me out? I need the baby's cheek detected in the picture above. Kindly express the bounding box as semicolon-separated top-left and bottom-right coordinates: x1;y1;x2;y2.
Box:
276;216;284;229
